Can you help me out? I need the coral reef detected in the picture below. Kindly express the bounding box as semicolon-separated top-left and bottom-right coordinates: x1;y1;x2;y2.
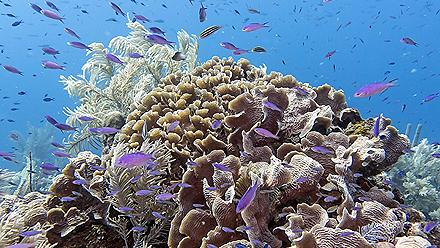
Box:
1;33;439;247
387;139;440;219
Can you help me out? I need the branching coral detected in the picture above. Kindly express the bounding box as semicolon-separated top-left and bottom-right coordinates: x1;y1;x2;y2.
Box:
387;139;440;219
60;21;198;153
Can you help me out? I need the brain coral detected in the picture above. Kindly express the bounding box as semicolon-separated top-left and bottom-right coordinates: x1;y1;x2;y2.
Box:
2;56;438;248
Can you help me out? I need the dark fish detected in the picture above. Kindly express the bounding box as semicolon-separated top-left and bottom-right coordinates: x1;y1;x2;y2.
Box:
149;27;165;35
134;14;149;23
42;47;60;58
109;2;126;17
11;20;23;26
45;1;60;12
42;61;65;70
199;3;207;22
105;53;124;64
400;37;417;46
17;91;26;95
64;28;81;39
324;50;336;59
145;34;174;45
50;142;65;148
172;52;186;61
54;123;76;131
200;25;222;39
251;46;266;53
43;97;55;102
30;3;43;13
45;115;58;125
248;8;260;14
52;150;72;158
432;153;440;158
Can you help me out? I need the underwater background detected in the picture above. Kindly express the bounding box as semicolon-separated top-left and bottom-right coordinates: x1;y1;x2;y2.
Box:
0;0;440;248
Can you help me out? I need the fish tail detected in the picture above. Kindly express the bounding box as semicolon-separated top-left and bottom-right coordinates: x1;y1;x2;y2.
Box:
263;21;269;27
387;78;398;86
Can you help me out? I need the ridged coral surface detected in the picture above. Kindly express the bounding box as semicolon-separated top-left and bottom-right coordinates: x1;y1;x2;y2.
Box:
2;56;438;248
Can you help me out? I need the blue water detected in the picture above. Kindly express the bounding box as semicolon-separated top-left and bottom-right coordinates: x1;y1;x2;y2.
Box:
0;0;439;171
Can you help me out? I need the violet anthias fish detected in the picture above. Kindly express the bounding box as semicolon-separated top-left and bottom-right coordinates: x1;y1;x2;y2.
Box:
109;2;126;17
67;41;92;50
263;100;282;112
324;50;336;59
3;65;23;75
220;42;239;51
134;15;149;23
400;37;417;46
30;3;43;13
167;120;180;132
221;227;235;233
212;162;231;172
135;189;153;196
52;150;72;158
199;3;207;22
105;53;124;64
45;115;58;125
424;221;438;233
155;193;176;201
42;60;65;70
131;226;146;232
152;211;166;219
78;116;95;121
293;86;309;96
20;230;43;237
311;146;333;155
149;27;166;35
42;47;60;58
128;52;144;58
354;79;397;98
40;9;64;23
40;162;60;171
242;22;269;32
6;243;35;248
60;196;76;202
432;153;440;158
0;151;14;157
145;34;175;45
54;123;76;131
323;195;338;203
373;114;382;137
233;49;249;55
64;27;80;39
295;176;308;183
116;152;154;168
211;119;222;129
421;93;439;104
236;176;261;213
89;127;119;134
254;127;278;139
339;231;355;237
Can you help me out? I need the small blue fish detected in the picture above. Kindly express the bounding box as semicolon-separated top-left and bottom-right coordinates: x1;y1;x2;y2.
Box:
424;221;438;234
78;116;95;121
236;175;260;213
131;226;145;232
72;179;86;185
167;120;180;132
212;162;231;172
152;211;166;219
89;127;119;134
116;152;154;168
40;162;60;171
54;123;76;131
118;206;134;212
19;230;43;237
221;227;235;233
339;231;355;237
373;114;382;137
60;196;76;202
128;52;144;58
432;153;440;158
135;189;153;196
211;119;222;129
105;53;124;64
311;146;332;155
145;34;175;45
155;193;175;201
263;100;282;112
67;41;91;50
109;2;126;17
254;127;278;139
64;28;81;39
12;20;23;27
199;3;207;22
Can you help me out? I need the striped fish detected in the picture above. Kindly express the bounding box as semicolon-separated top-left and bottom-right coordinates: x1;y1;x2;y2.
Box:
200;25;223;39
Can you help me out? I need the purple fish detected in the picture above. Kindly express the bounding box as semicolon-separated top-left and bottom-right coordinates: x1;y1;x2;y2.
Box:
0;151;14;157
220;42;239;51
72;179;86;185
116;152;154;168
40;9;64;23
400;37;417;46
354;79;397;98
105;53;124;64
45;1;60;12
186;160;199;167
89;127;119;134
422;93;439;104
206;245;218;248
193;203;205;208
149;27;166;35
3;65;23;75
60;196;76;202
54;123;76;131
6;243;35;248
199;3;207;22
206;186;217;191
42;60;65;70
131;226;145;232
128;52;144;58
222;227;235;233
67;41;92;50
233;49;249;55
358;196;371;202
90;165;106;171
135;189;153;196
254;127;278;139
64;28;80;39
295;176;308;183
242;22;269;32
432;153;440;158
145;34;175;45
177;182;192;188
424;221;438;233
52;150;72;158
30;3;43;13
134;14;149;23
236;177;260;213
212;162;231;172
117;206;134;212
45;115;58;125
293;86;309;96
263;100;282;112
19;230;43;237
311;146;333;155
155;193;176;201
339;231;355;237
211;119;222;129
372;114;382;137
109;2;126;17
40;162;60;171
167;121;180;132
78;116;95;121
324;195;338;203
353;173;363;178
152;211;166;219
42;47;60;58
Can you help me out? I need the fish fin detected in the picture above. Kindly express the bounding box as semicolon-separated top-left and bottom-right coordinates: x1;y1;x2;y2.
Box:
263;21;269;27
